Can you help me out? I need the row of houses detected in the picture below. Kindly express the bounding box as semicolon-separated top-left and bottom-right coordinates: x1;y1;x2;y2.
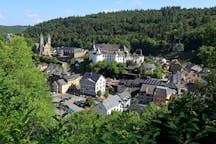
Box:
136;79;176;106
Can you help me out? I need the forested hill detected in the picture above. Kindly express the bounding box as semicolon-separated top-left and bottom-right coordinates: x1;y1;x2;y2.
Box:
24;6;216;58
0;25;27;34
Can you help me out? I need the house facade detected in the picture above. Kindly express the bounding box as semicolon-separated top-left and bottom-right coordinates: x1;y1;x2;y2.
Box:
137;83;156;105
57;79;71;94
153;86;175;106
89;43;144;64
80;72;106;96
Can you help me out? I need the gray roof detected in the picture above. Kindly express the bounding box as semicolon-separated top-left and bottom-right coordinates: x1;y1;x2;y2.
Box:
93;44;128;55
63;74;80;82
95;44;123;52
102;95;122;110
57;79;67;86
141;63;156;69
82;72;102;83
154;86;175;97
140;84;156;95
46;65;63;75
118;90;131;100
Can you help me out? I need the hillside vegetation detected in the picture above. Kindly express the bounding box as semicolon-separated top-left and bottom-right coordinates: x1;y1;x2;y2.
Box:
24;7;216;62
0;25;27;34
0;36;215;143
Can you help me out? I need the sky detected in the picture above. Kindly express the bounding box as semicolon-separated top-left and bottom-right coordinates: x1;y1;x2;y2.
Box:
0;0;215;26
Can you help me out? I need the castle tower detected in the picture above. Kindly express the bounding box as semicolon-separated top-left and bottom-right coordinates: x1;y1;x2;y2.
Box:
39;33;44;55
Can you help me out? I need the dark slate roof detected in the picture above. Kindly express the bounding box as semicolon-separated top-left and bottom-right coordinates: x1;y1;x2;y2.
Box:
102;95;122;110
132;78;144;86
82;72;102;83
166;82;178;90
142;78;165;86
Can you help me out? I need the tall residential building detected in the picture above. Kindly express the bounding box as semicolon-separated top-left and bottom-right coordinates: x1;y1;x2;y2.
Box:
80;72;106;96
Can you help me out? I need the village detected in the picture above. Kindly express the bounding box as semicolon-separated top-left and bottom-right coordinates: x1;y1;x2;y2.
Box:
34;33;208;116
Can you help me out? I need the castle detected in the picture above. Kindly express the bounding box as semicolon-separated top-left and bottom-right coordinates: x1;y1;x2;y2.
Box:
89;43;144;65
34;33;52;56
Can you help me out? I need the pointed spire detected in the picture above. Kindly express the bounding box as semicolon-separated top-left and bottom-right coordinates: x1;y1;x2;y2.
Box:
39;33;44;55
47;33;51;46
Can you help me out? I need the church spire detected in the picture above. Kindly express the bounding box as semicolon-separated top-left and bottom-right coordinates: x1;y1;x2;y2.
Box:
39;33;44;55
47;33;51;47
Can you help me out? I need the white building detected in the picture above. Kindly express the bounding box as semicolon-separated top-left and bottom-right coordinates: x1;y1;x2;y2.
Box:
80;72;106;96
94;90;131;115
89;43;144;64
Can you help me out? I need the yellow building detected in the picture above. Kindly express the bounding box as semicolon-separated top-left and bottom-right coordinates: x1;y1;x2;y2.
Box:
57;79;71;94
63;74;81;89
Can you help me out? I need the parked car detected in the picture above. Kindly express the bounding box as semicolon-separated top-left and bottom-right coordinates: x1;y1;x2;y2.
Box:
67;108;75;113
74;101;85;108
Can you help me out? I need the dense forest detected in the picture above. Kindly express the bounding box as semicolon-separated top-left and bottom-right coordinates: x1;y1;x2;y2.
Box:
0;25;27;34
0;35;215;143
24;6;216;62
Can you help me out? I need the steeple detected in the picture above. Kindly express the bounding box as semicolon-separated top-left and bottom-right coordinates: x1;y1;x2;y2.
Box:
47;33;51;47
39;33;44;55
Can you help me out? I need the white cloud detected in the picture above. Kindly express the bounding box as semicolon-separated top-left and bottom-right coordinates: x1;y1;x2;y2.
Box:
25;10;42;25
